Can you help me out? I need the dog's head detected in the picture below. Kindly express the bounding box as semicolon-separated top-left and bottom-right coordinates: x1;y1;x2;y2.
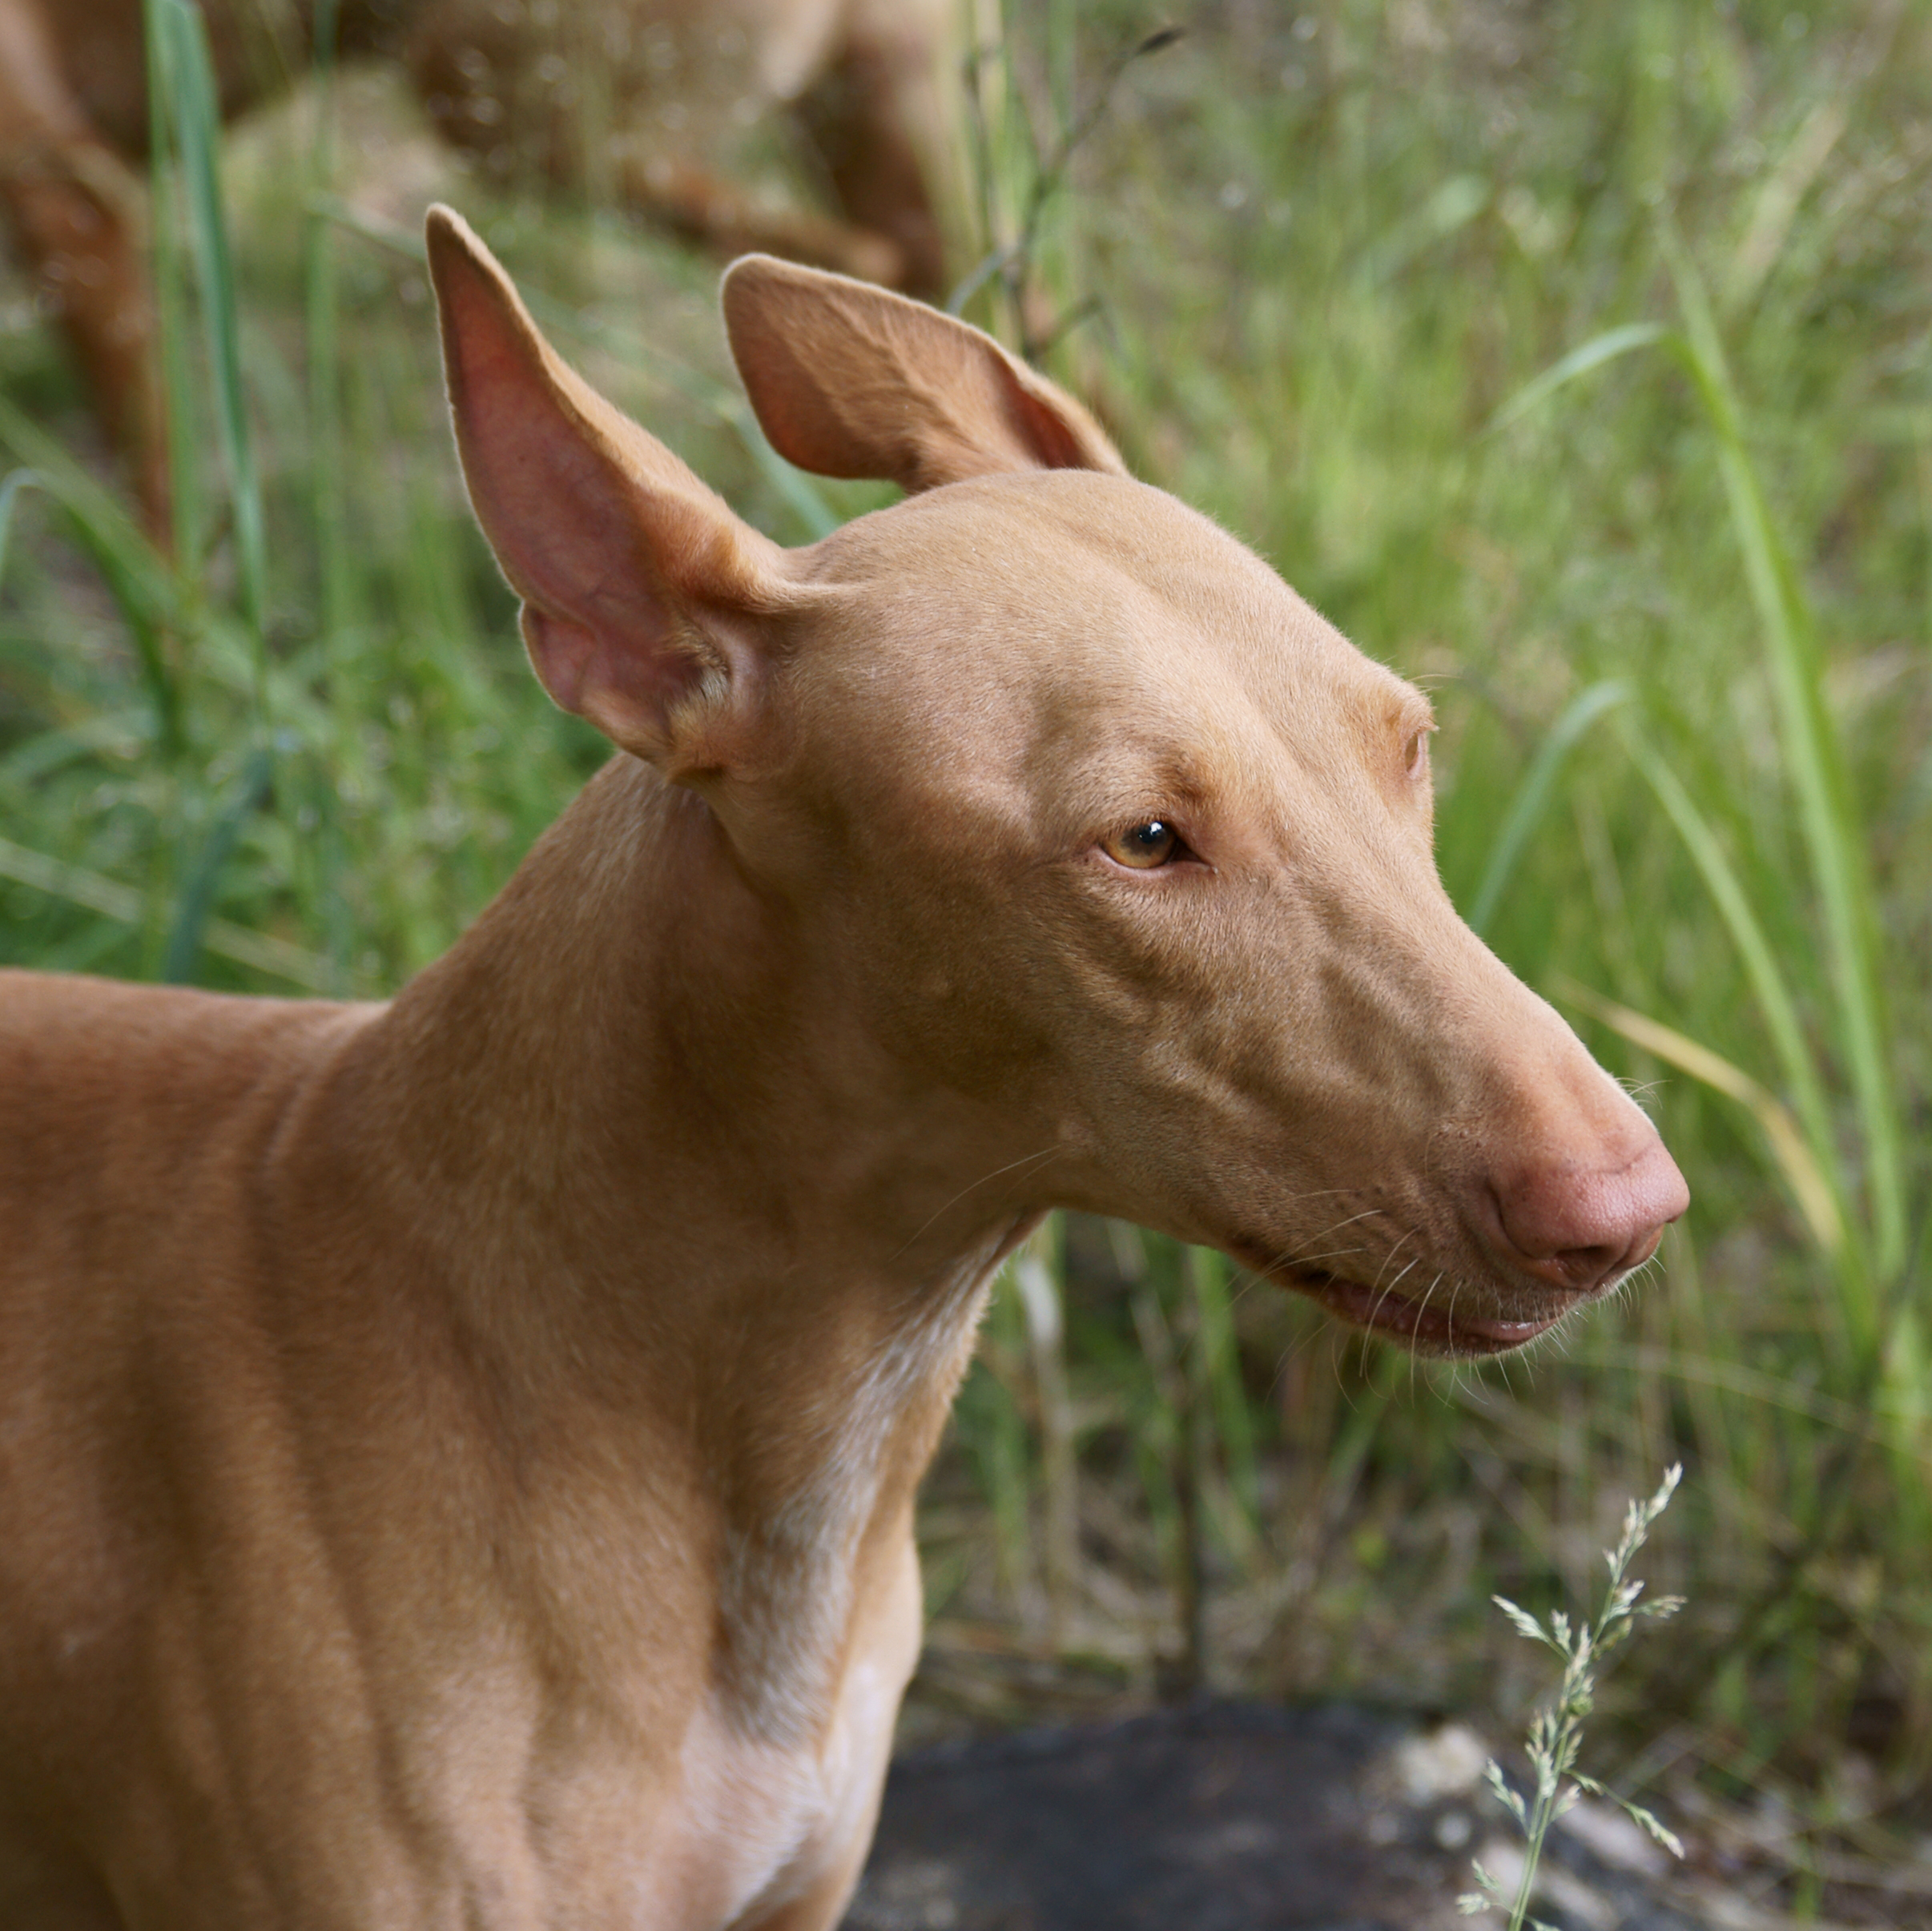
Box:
425;207;1686;1356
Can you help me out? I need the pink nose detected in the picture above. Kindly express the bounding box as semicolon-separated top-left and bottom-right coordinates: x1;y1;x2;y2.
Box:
1483;1133;1689;1293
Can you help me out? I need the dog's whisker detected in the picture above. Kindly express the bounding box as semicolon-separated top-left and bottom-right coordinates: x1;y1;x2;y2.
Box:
1259;1203;1401;1279
890;1145;1063;1260
1360;1249;1423;1350
1269;1244;1373;1272
1368;1228;1420;1295
1408;1270;1445;1390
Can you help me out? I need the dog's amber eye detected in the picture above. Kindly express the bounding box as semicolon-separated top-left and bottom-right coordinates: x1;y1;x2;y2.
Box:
1104;821;1179;868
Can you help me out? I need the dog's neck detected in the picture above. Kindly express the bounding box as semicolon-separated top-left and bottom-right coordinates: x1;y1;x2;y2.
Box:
342;754;1035;1739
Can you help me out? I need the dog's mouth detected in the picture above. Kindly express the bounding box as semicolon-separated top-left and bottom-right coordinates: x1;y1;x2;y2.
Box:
1234;1244;1575;1357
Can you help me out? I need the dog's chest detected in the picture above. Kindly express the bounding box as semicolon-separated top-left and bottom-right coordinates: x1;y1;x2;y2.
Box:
665;1676;899;1927
548;1623;903;1931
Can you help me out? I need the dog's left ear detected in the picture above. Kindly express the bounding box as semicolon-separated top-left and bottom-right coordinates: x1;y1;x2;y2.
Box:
722;254;1127;493
427;207;791;777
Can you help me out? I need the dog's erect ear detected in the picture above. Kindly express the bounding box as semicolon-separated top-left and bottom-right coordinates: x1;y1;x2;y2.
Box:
720;254;1127;493
427;206;787;773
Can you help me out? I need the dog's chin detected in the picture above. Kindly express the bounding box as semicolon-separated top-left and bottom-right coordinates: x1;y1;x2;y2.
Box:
1237;1248;1582;1358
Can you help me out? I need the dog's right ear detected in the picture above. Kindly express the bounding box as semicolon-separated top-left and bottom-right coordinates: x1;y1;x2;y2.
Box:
721;255;1127;494
426;207;787;777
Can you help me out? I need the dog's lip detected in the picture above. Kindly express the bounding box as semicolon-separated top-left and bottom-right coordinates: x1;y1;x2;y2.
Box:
1301;1270;1564;1353
1231;1241;1575;1355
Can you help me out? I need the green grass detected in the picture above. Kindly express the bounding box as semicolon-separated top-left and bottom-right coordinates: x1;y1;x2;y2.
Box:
2;0;1930;1886
1466;1466;1687;1929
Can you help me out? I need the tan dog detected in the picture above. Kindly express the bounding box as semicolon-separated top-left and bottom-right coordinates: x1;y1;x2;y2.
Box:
0;211;1687;1930
0;0;952;536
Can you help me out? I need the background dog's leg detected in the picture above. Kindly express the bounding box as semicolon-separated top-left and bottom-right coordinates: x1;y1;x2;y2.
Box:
402;0;933;292
610;151;907;288
797;0;952;301
0;5;167;539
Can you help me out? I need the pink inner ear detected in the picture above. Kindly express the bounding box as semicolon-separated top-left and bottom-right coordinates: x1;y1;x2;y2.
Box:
437;255;652;628
463;375;707;748
1001;380;1092;475
521;606;708;752
430;211;725;754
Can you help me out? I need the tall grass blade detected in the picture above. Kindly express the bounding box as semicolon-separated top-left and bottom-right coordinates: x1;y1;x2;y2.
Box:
1614;718;1845;1236
1485;323;1667;436
1662;231;1903;1284
0;835;331;991
1014;1221;1079;1631
1129;1265;1205;1684
1469;679;1633;937
1723;96;1848;316
1187;1245;1258;1555
152;0;272;693
1487;259;1904;1303
968;1270;1039;1607
305;0;351;638
1362;174;1487;288
144;0;203;566
0;714;151;787
162;746;274;984
0;469;39;590
0;396;182;750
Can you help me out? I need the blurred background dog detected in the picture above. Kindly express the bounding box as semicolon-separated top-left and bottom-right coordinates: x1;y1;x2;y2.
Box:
0;0;956;535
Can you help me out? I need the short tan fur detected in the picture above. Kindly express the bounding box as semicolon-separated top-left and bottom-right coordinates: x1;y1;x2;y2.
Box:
0;211;1686;1931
